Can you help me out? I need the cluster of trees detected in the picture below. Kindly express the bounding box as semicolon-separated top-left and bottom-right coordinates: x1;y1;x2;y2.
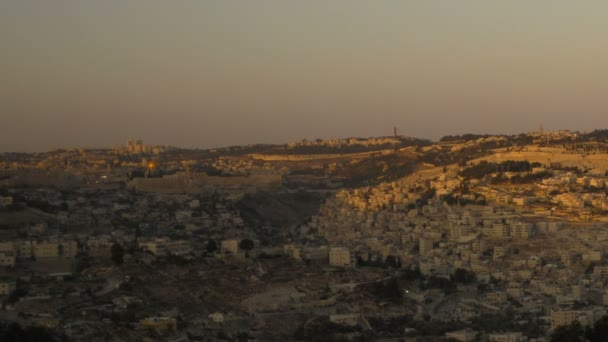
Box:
370;268;477;303
293;318;369;342
511;134;535;146
368;315;467;338
373;277;403;303
489;171;550;185
460;160;541;179
335;154;417;188
583;129;608;142
276;138;432;156
440;134;493;142
109;237;257;266
416;268;477;294
443;193;486;206
111;243;124;265
197;138;429;158
440;133;533;147
550;315;608;342
17;198;66;214
3;288;27;307
239;239;254;256
452;268;476;284
0;322;58;342
415;188;437;208
418;150;465;167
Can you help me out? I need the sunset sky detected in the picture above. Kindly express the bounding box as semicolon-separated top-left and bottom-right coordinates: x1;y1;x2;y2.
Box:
2;1;608;152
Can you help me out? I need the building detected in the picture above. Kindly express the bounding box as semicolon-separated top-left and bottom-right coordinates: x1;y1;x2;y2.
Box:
16;241;33;258
329;313;361;326
138;317;177;334
486;292;508;305
165;240;191;256
30;240;78;259
329;247;355;268
510;222;533;240
572;285;583;301
0;242;15;253
583;251;602;262
221;239;240;254
301;246;329;262
593;266;608;277
208;312;224;323
0;251;16;267
506;285;524;300
550;308;601;330
139;238;166;255
602;289;608;306
30;223;47;235
0;196;13;207
512;197;530;206
489;224;510;239
419;238;434;256
445;329;477;342
32;241;59;258
139;238;191;256
488;332;524;342
87;235;114;257
59;240;79;258
419;258;436;276
283;244;302;260
493;247;506;259
175;210;192;223
0;278;16;295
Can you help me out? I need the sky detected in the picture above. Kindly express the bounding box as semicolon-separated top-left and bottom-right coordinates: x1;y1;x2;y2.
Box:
2;1;608;152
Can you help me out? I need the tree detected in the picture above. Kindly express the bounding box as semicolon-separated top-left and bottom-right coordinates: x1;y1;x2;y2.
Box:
239;239;254;253
111;243;124;265
0;321;58;342
206;239;217;254
587;314;608;342
452;268;476;284
550;321;585;342
374;277;402;303
385;255;399;268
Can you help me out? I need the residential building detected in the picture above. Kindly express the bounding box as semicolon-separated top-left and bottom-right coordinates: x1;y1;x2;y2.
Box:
445;329;477;342
0;278;16;295
488;332;524;342
138;317;177;334
329;247;355;268
221;239;240;254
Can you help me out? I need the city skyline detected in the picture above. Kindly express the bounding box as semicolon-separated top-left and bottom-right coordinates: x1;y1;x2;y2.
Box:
2;1;608;152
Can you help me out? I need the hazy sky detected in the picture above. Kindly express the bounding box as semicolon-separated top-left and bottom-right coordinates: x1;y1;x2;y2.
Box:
2;1;608;152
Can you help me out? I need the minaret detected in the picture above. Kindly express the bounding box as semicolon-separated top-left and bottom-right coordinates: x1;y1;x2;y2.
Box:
540;123;544;136
393;126;397;138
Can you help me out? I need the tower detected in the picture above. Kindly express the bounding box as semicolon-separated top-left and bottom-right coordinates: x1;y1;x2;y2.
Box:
393;126;397;138
539;123;544;136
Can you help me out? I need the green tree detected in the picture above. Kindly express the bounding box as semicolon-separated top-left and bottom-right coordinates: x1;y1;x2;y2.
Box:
374;277;402;303
111;243;124;265
0;321;58;342
452;268;476;284
587;314;608;342
550;321;585;342
239;239;254;256
385;255;398;268
206;239;218;254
